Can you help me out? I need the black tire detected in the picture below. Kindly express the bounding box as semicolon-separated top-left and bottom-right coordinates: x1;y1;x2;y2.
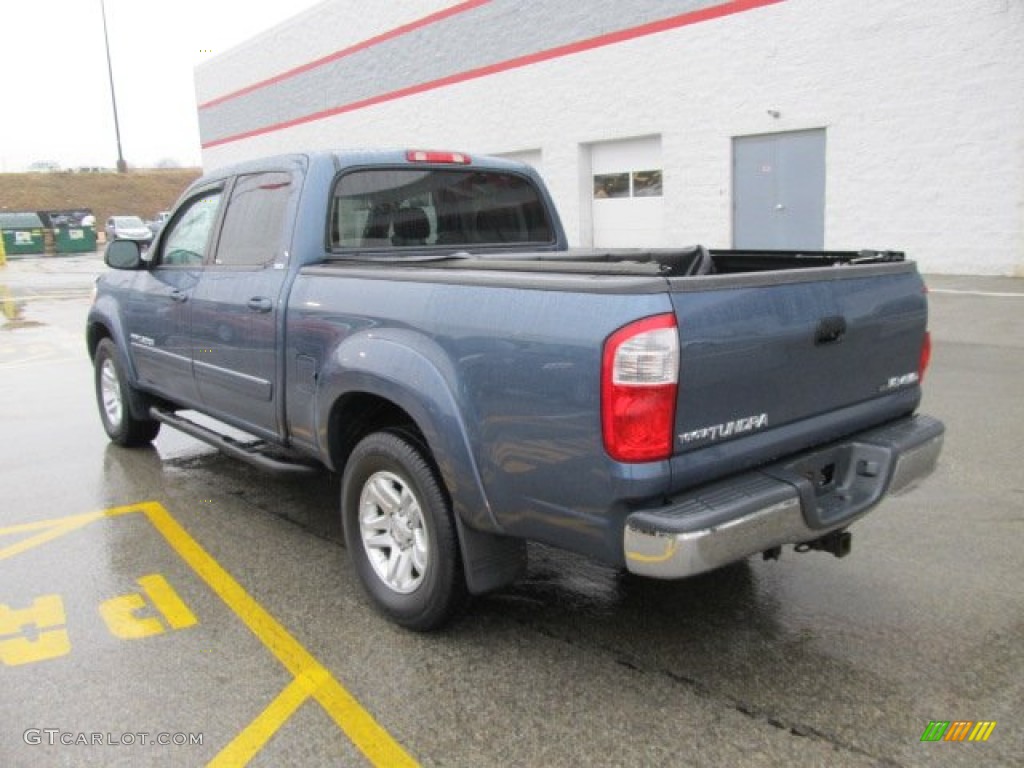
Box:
94;338;161;447
341;430;467;631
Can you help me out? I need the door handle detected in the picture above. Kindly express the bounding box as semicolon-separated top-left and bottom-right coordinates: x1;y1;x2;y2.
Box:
247;297;273;313
169;290;188;303
815;316;847;345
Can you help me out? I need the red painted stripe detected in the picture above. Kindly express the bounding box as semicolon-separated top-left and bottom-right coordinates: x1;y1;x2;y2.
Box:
198;0;493;110
202;0;785;149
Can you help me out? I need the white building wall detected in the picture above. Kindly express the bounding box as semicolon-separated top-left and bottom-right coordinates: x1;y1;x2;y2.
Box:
196;0;1024;275
193;0;458;104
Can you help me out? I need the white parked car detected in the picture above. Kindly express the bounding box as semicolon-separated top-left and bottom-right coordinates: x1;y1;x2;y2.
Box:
105;216;153;244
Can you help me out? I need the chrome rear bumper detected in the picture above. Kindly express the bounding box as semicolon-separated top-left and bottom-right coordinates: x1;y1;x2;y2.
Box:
623;414;944;579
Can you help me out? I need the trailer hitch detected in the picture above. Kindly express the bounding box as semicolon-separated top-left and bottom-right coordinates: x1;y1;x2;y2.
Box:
795;530;852;558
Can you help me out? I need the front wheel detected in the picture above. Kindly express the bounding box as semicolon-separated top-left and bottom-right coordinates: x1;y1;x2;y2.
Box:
341;431;466;631
94;338;161;447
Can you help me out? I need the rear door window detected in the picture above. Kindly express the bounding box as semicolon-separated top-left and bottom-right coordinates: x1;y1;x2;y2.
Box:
215;172;294;267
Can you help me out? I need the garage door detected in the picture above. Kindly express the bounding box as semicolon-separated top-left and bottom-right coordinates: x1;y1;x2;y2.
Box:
590;136;664;248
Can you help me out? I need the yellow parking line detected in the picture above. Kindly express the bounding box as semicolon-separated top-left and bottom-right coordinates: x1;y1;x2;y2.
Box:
0;506;135;561
209;676;311;767
1;502;418;767
140;501;418;768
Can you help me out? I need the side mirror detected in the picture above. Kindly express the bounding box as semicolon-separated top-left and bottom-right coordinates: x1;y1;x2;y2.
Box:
105;239;143;270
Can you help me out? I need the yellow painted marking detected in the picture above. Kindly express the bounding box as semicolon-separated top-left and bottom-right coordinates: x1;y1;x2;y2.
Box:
0;505;138;561
209;675;312;767
0;511;108;561
99;574;198;639
1;286;17;319
0;502;417;766
139;502;418;767
139;573;199;631
100;592;165;639
0;594;71;666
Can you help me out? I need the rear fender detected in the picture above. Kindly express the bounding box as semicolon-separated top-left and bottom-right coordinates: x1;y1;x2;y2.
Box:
316;329;497;535
317;330;527;594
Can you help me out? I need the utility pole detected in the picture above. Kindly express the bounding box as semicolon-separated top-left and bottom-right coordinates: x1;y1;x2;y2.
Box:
100;0;127;173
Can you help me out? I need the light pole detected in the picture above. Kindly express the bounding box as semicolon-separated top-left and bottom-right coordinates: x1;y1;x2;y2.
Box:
99;0;127;173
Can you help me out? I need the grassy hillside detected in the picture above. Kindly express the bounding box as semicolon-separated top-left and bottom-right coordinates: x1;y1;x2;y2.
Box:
0;169;201;235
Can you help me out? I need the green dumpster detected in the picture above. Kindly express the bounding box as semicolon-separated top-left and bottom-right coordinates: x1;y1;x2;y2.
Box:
55;225;97;253
0;213;46;256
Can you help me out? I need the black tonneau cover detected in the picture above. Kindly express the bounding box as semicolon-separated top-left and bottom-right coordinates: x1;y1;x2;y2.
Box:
323;246;906;278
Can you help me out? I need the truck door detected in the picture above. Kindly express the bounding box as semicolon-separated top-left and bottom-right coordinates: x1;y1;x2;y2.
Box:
189;170;297;437
126;187;225;405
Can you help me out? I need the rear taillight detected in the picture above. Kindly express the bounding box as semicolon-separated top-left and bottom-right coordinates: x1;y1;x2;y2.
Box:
918;331;932;381
601;313;679;462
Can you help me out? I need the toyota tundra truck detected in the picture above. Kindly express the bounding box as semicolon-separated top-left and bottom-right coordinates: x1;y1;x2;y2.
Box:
87;149;944;630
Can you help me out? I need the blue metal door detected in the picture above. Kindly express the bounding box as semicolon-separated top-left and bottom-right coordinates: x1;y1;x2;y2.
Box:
127;187;225;407
732;129;825;250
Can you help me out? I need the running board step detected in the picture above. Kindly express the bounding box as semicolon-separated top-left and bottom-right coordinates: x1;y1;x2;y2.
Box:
149;407;320;476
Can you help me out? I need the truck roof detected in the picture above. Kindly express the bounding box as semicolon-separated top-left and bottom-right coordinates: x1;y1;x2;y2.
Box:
199;149;533;183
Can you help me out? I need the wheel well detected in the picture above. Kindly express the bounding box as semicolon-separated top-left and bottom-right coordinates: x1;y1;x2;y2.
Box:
86;322;111;360
327;393;425;476
86;325;172;417
327;391;526;597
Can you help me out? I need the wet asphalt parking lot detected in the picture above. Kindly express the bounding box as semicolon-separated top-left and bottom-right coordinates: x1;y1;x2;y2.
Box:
0;254;1021;767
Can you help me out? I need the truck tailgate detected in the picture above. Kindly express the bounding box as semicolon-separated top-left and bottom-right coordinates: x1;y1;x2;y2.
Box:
668;264;928;457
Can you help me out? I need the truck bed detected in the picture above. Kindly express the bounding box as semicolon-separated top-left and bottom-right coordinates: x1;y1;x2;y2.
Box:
325;245;906;278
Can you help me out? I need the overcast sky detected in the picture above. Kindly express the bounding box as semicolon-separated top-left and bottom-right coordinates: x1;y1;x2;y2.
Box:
0;0;325;172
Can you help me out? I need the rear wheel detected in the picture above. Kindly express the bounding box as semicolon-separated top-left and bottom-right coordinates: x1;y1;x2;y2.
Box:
94;338;161;447
341;431;466;631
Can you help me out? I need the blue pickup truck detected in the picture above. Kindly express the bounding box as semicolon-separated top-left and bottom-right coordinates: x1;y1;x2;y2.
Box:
88;149;944;629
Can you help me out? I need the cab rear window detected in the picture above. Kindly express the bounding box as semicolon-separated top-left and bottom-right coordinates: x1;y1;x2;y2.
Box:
330;169;553;250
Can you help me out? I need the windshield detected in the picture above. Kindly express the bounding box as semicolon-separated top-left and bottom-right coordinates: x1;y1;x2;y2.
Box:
330;168;553;250
115;216;146;228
